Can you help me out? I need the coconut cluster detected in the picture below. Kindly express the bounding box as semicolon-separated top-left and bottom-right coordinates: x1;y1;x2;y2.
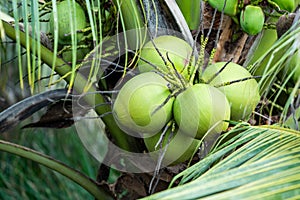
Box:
112;35;260;164
208;0;296;35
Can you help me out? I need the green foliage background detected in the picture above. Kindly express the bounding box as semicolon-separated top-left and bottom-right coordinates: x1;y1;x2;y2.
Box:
0;127;98;200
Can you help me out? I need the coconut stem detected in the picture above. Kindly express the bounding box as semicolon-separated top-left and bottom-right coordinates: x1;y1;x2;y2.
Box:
166;52;188;89
205;60;232;84
214;75;262;88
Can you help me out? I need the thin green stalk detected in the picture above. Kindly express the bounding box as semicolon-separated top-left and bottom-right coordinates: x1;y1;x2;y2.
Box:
12;0;24;89
84;0;101;91
50;0;58;86
0;139;114;200
21;0;34;92
31;0;42;83
113;0;143;31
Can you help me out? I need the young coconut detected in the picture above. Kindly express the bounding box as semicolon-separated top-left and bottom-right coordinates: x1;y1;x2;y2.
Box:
271;0;295;12
112;72;174;136
138;35;194;80
173;84;230;139
202;62;260;121
49;1;86;44
240;5;265;35
144;128;200;165
208;0;238;16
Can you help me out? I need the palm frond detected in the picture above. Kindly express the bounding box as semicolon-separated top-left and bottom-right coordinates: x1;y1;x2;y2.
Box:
247;15;300;125
141;125;300;199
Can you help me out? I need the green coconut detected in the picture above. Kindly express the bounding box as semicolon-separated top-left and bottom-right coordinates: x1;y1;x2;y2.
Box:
202;62;260;121
173;84;230;139
208;0;238;16
49;1;86;44
271;0;295;12
240;5;265;35
113;72;174;135
144;129;200;165
138;35;194;80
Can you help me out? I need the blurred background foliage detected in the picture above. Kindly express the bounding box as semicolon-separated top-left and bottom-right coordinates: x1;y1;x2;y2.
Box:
0;127;99;200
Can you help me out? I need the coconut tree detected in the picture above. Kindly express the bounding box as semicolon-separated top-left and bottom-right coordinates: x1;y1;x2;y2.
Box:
0;0;299;199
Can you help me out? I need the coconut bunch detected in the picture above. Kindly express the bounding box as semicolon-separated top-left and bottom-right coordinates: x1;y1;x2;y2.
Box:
112;35;260;165
207;0;297;35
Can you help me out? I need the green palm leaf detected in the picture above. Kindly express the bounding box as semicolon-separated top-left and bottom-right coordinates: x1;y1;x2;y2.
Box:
247;17;300;126
141;125;300;199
